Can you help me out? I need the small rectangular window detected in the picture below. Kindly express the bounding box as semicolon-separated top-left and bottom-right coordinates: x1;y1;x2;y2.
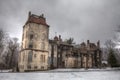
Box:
40;55;45;63
28;51;33;63
30;34;33;40
27;65;31;69
34;54;36;58
43;55;45;63
41;66;44;70
34;66;37;69
29;44;33;48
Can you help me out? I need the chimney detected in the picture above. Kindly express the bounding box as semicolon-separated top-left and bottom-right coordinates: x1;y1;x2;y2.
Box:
28;11;31;17
87;40;90;45
41;14;44;17
54;36;58;41
97;40;100;48
59;35;61;40
39;13;46;22
59;35;62;42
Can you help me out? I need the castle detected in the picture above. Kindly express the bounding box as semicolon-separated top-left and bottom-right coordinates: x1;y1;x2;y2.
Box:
18;12;102;72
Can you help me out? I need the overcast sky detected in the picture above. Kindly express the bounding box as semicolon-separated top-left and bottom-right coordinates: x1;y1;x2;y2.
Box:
0;0;120;46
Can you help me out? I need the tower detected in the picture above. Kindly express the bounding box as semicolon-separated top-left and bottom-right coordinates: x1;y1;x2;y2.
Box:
18;12;49;72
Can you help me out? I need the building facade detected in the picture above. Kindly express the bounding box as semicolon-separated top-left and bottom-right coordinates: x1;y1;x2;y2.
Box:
49;37;102;69
18;12;49;72
18;12;102;72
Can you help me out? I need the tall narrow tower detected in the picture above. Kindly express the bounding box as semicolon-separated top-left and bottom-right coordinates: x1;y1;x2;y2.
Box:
18;12;49;72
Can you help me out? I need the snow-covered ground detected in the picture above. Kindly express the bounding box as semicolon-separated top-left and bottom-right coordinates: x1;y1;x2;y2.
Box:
49;68;120;72
0;69;120;80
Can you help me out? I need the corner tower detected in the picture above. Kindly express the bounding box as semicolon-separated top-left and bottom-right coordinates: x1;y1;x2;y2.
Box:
18;12;49;72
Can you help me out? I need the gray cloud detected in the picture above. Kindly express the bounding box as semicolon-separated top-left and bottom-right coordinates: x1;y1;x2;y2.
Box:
0;0;120;46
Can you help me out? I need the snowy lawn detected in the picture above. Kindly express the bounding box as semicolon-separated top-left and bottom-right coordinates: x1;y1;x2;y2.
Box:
0;70;120;80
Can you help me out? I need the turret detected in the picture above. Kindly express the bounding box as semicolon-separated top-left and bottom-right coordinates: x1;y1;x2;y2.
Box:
19;12;49;72
97;40;100;48
87;40;90;45
54;36;59;41
59;35;62;42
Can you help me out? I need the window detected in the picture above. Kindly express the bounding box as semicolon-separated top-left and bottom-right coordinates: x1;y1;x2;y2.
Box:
34;54;36;58
41;55;43;62
27;65;31;69
41;66;44;70
34;66;37;69
29;44;33;48
43;55;45;62
30;34;33;40
28;51;33;63
23;53;25;62
48;57;51;64
40;55;45;63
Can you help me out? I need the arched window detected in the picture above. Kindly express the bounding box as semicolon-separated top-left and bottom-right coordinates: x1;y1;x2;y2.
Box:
28;51;33;63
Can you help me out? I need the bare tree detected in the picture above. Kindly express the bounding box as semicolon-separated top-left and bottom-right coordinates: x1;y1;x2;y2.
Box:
0;29;20;70
113;26;120;65
6;37;19;69
103;40;115;61
114;26;120;44
105;40;115;50
0;29;5;56
0;28;7;70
